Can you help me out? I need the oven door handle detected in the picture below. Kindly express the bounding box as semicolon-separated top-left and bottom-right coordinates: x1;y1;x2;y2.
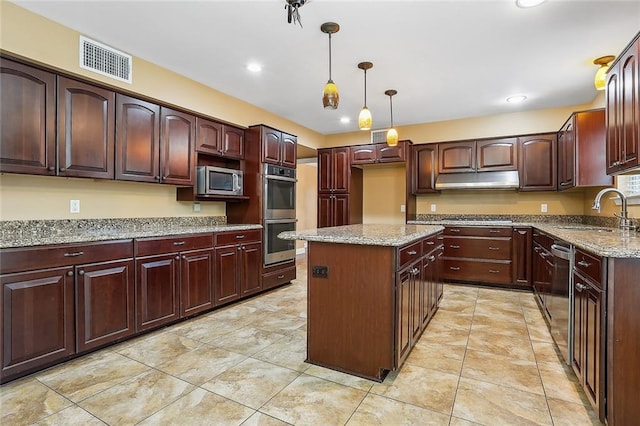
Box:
265;219;298;224
265;174;297;183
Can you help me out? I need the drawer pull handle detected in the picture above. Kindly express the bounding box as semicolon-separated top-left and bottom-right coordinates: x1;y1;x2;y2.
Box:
426;241;435;245
407;250;417;255
412;268;420;276
173;241;186;246
236;235;246;239
489;230;501;233
489;269;500;273
534;247;541;252
575;282;587;292
450;245;460;249
450;229;461;233
277;274;285;279
449;266;461;271
577;260;590;268
428;255;436;261
63;251;84;257
489;247;500;251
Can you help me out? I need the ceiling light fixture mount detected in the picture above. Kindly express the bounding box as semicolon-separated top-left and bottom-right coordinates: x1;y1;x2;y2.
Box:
593;55;615;91
286;0;308;28
506;95;527;103
515;0;546;8
385;89;398;147
358;61;373;130
321;22;340;110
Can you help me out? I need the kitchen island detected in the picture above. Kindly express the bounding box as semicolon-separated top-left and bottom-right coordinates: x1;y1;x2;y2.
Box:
279;224;443;381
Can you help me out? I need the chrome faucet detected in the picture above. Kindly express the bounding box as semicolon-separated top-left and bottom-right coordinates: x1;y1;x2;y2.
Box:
592;188;636;230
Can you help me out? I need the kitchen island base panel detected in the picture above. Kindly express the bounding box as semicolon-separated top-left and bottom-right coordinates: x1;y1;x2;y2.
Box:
307;241;396;382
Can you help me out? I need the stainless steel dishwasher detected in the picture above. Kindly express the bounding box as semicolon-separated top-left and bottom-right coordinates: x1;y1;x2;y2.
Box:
549;241;574;365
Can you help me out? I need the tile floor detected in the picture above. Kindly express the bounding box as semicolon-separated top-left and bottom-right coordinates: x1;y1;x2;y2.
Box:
1;258;602;425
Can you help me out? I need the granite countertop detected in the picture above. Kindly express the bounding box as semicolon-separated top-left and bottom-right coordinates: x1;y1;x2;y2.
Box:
409;219;640;258
0;218;262;249
279;224;444;247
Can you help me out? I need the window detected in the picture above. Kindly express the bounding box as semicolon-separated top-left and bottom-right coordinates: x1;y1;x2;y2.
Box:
616;175;640;205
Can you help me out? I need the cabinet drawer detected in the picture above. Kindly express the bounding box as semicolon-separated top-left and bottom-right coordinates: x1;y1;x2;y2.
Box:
398;241;422;271
215;229;262;246
444;237;511;260
263;266;296;290
444;226;511;237
443;259;512;285
422;235;439;253
0;240;134;274
135;234;213;256
574;248;603;288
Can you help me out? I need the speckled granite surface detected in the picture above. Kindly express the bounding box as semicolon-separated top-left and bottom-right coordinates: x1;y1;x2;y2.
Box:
279;224;444;247
409;215;640;258
0;217;262;249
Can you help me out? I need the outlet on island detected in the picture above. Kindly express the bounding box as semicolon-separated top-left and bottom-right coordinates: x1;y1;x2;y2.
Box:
312;265;329;279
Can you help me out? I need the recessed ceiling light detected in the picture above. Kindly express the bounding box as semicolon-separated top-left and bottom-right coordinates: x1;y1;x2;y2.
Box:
340;117;350;124
506;95;527;103
515;0;546;8
246;62;262;73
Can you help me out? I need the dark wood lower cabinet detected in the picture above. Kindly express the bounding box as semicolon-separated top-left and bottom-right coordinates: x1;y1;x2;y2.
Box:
214;230;262;305
1;267;75;382
180;249;214;318
135;253;180;332
76;259;134;352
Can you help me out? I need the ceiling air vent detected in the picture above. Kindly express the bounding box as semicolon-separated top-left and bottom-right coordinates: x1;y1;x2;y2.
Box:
79;36;132;84
370;129;387;144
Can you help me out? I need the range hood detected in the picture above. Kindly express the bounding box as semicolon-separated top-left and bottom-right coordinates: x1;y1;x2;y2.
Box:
435;170;520;190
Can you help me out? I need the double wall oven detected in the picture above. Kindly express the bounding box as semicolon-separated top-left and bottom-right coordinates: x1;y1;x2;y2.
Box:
263;164;296;265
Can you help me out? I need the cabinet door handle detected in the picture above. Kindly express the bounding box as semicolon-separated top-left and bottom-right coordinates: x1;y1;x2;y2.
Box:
560;182;571;187
59;167;66;172
575;282;587;292
534;246;541;252
63;251;84;257
489;269;500;273
407;250;417;255
47;166;55;172
488;247;500;250
175;256;180;260
173;241;186;246
449;245;460;249
449;266;461;271
235;235;246;239
277;274;285;279
78;270;85;275
428;255;436;261
66;270;74;277
577;260;590;268
412;267;420;276
155;176;161;182
182;255;186;260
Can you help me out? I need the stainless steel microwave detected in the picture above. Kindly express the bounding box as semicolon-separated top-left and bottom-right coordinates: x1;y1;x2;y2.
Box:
196;166;243;196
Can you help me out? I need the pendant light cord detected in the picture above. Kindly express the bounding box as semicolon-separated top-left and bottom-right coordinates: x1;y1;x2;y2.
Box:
389;95;394;127
328;33;332;81
363;69;367;107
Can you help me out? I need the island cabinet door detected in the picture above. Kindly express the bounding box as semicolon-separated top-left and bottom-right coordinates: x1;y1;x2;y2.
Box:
396;265;414;367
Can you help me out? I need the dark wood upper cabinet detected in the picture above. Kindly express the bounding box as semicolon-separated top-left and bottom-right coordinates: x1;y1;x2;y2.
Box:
438;141;475;173
606;33;640;175
476;138;518;171
519;133;557;191
195;117;244;159
558;109;612;190
160;107;195;185
351;142;406;165
318;147;351;193
261;126;296;168
57;76;115;179
411;143;438;194
0;58;56;176
116;94;160;182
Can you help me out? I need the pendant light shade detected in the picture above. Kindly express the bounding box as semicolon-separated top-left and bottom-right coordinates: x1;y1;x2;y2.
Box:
593;55;615;91
321;22;340;109
385;89;398;146
358;62;373;130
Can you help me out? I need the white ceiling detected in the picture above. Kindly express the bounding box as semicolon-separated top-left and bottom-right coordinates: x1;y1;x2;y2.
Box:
11;0;640;135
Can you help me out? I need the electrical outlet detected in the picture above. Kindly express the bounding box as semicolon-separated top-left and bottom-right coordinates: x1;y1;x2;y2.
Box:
430;204;437;212
400;204;406;213
70;199;80;214
193;202;201;212
541;203;548;213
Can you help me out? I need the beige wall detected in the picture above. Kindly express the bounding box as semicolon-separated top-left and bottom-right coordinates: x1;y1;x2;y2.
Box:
295;162;317;248
362;164;406;224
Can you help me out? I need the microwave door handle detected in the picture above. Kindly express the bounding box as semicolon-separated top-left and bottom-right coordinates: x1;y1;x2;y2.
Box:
233;174;240;192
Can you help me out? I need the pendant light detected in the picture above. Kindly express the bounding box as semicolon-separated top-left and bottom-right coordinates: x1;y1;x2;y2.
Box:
358;62;373;130
593;55;615;91
321;22;340;109
385;89;399;146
